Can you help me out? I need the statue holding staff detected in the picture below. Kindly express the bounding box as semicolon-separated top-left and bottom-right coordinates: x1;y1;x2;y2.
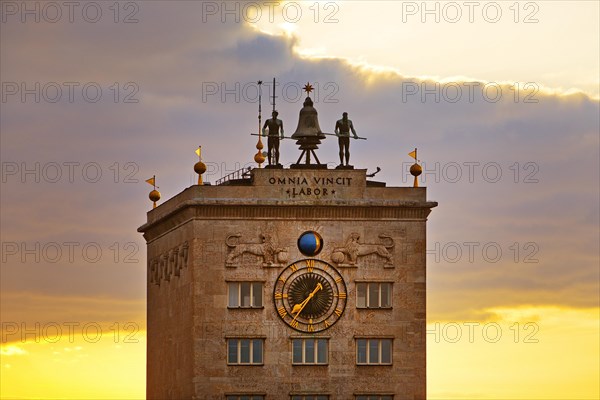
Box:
262;110;284;165
334;112;358;167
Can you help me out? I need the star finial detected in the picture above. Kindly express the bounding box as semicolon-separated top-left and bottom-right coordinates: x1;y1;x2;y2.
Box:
303;82;314;96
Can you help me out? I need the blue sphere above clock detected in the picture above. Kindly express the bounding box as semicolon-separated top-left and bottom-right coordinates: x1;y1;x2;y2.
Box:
297;231;323;256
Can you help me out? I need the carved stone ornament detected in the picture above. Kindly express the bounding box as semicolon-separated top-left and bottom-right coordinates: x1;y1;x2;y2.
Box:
330;233;394;267
149;241;189;286
225;230;288;267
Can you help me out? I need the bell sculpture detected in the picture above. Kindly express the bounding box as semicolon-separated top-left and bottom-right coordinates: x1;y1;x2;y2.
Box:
290;83;327;168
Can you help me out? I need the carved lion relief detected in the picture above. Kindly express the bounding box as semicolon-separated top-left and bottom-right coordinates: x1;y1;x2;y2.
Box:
225;230;288;267
330;233;394;267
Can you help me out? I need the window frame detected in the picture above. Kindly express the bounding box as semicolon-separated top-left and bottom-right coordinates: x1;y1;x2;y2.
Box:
291;337;329;365
226;338;264;365
355;338;393;365
227;281;264;308
356;282;392;309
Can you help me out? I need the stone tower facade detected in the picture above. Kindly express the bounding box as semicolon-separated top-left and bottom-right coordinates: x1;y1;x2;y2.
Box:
138;167;437;399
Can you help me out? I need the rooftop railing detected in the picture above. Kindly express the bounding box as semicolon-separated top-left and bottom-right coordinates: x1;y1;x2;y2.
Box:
215;166;253;186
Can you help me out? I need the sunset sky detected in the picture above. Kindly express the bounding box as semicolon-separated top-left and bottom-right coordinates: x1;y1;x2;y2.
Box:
1;1;598;399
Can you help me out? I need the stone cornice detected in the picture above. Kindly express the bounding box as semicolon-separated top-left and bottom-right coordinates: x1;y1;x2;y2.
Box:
139;201;438;243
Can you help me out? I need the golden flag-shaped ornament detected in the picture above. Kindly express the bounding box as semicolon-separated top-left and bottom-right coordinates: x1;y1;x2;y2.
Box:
408;150;417;160
145;177;155;186
195;146;202;157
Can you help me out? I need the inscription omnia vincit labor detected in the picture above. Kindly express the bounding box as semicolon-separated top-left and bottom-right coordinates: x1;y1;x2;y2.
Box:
268;175;353;198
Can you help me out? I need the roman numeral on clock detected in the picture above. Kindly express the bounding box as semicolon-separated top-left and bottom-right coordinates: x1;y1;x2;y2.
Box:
278;307;287;318
305;259;314;273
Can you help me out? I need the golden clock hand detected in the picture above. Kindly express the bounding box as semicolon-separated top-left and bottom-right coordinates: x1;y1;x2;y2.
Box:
291;297;310;315
291;283;323;322
292;284;321;313
291;283;322;314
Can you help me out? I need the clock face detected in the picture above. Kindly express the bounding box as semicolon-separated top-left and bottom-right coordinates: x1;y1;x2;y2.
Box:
274;259;347;333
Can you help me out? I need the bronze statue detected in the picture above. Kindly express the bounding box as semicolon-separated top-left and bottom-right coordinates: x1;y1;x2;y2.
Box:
262;110;284;165
334;112;358;166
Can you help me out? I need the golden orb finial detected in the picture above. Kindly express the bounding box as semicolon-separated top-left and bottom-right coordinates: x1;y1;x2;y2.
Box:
254;149;266;165
145;176;160;209
194;146;207;185
253;80;266;168
149;189;161;207
408;148;422;187
254;134;265;167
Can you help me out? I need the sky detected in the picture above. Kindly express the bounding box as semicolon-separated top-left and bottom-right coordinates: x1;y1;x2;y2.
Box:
1;1;599;399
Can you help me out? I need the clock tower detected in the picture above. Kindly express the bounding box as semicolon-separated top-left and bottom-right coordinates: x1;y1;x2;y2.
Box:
138;89;437;400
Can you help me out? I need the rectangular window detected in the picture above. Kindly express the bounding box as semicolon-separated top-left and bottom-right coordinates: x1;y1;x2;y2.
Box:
227;339;263;365
291;396;329;400
226;396;264;400
228;282;263;308
356;338;393;365
292;338;328;365
355;396;393;400
356;282;392;308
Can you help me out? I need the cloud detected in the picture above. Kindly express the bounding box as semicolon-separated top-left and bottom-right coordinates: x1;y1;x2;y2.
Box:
0;292;145;345
0;346;28;356
1;2;598;325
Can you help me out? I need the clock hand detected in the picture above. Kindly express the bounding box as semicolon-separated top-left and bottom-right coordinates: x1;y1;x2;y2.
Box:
291;283;322;314
292;284;320;313
291;297;310;315
291;283;323;322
